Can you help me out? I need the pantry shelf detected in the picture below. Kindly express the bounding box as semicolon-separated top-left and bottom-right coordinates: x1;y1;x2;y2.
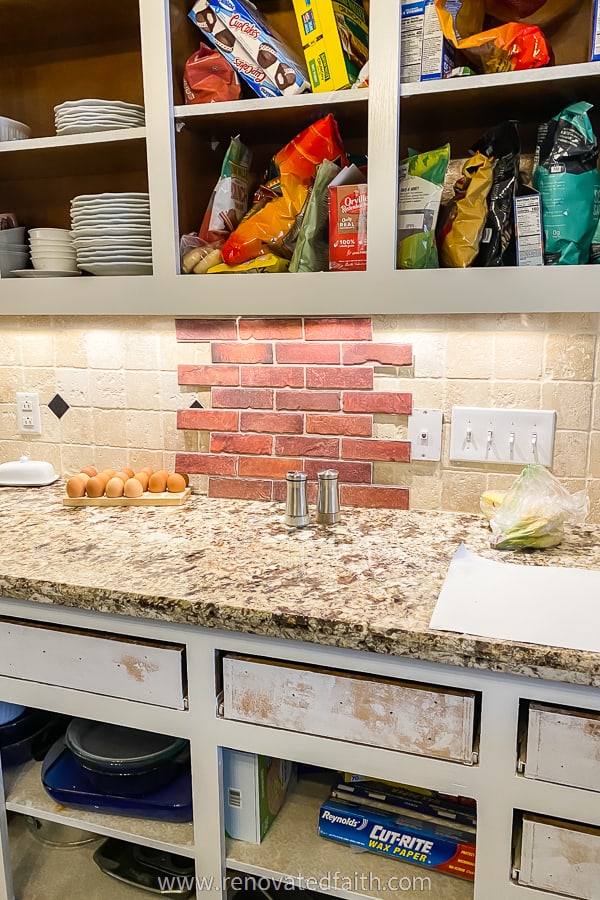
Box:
226;777;473;900
0;128;147;155
3;760;195;858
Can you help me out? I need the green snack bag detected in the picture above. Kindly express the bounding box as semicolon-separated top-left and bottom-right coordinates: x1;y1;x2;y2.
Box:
397;144;450;269
533;102;600;265
289;158;341;272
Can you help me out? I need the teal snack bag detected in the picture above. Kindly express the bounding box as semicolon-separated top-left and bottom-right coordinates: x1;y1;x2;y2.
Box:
533;102;600;265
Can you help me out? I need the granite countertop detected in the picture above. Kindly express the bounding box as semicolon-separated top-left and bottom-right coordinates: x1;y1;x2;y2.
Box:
0;482;599;687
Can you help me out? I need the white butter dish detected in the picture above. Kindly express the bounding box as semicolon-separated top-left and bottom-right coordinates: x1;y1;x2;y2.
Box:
0;455;59;486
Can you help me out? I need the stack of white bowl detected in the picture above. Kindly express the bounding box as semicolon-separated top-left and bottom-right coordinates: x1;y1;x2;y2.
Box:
0;226;28;276
28;228;79;274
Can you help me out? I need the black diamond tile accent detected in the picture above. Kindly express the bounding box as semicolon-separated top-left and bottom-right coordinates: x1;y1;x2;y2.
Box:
48;394;70;419
190;399;204;409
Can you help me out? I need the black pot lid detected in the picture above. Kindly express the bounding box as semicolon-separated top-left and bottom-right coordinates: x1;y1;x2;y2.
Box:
65;720;188;772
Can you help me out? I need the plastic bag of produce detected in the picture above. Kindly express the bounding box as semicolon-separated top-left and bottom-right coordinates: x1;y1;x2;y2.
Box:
434;0;551;73
473;121;520;266
436;150;493;268
397;143;450;269
533;102;600;265
489;464;589;550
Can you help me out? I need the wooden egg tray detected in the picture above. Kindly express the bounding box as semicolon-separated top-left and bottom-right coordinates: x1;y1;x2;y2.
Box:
63;487;191;507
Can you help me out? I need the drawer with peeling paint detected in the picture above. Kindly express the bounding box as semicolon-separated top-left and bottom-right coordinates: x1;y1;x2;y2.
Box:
222;654;478;763
516;813;600;899
520;702;600;793
0;617;186;709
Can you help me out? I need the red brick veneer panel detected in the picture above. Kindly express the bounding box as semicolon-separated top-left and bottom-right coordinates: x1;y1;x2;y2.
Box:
342;438;411;463
241;366;304;388
239;319;303;340
276;391;341;411
343;392;412;415
212;342;273;364
306;414;372;437
177;409;239;431
305;318;372;341
240;412;304;434
209;478;272;501
178;364;239;386
341;485;409;509
175;453;236;475
176;319;236;341
210;433;272;455
342;343;413;366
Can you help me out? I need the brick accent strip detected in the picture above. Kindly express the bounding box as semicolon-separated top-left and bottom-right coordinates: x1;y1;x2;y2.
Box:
239;319;303;340
178;364;239;386
176;319;236;341
175;316;413;511
341;485;409;509
175;453;236;475
305;318;372;341
342;343;413;366
342;438;411;462
343;392;412;415
241;366;304;388
306;414;372;437
177;409;239;431
209;478;272;501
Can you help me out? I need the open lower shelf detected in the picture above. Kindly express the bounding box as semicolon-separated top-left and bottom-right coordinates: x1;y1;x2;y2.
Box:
226;778;473;900
3;760;194;858
8;813;147;900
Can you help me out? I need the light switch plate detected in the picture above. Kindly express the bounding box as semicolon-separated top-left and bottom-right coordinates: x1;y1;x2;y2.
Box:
450;407;556;466
408;408;443;461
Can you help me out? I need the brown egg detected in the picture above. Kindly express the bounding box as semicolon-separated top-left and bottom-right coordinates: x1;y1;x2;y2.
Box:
167;473;187;493
122;467;135;479
77;472;90;484
94;472;110;487
178;472;190;486
124;477;144;498
66;476;87;498
134;472;149;491
86;475;106;498
100;469;115;479
113;471;130;483
105;477;125;498
140;466;154;476
80;466;97;478
148;470;168;493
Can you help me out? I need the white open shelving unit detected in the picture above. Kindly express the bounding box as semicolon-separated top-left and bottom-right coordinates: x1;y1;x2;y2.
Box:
0;0;599;314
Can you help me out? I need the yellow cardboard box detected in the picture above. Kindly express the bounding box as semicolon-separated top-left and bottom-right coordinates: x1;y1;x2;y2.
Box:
292;0;368;92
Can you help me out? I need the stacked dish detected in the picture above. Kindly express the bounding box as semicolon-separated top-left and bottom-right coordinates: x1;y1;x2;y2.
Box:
54;99;145;135
28;227;79;276
70;192;153;276
0;226;28;276
0;115;31;141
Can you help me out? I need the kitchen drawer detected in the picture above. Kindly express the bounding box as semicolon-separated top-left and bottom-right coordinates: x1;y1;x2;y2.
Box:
521;702;600;792
222;654;478;763
517;813;600;899
0;617;186;708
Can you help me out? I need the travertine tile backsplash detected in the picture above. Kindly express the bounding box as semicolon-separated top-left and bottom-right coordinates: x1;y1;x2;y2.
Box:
0;313;598;521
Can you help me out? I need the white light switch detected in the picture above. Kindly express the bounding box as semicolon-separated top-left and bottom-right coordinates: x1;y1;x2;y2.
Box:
408;408;443;461
450;407;556;466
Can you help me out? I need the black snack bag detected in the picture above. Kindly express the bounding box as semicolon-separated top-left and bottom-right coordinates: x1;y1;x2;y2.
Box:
472;121;520;267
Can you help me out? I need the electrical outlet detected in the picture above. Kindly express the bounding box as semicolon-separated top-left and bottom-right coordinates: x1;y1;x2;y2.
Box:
16;392;42;435
450;407;556;466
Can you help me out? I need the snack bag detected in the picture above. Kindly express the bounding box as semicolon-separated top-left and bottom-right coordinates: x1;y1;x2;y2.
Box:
489;464;589;550
290;158;341;272
533;102;600;265
183;44;241;104
221;114;345;265
434;0;551;73
436;150;492;268
207;253;289;273
397;143;450;269
473;121;520;266
199;136;252;246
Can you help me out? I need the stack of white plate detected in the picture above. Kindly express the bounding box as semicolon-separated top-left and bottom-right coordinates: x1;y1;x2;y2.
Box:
28;227;79;276
70;192;153;276
54;99;145;136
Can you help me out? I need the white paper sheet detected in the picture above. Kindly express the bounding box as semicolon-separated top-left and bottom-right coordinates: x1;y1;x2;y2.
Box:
429;544;600;653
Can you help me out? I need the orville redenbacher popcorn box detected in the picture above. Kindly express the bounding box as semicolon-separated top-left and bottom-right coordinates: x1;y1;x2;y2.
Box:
329;179;368;271
189;0;309;97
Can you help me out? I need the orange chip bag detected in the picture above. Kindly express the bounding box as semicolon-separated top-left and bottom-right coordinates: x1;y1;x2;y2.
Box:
221;113;345;265
434;0;551;73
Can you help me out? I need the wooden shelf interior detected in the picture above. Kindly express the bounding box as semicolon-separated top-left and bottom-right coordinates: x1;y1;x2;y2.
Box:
0;0;143;140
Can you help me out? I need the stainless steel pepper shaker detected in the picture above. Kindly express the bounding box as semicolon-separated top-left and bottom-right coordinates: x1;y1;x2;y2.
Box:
284;471;310;528
316;469;340;524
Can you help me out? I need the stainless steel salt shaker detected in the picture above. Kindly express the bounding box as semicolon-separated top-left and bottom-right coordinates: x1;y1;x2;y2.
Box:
284;471;310;528
316;469;341;525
